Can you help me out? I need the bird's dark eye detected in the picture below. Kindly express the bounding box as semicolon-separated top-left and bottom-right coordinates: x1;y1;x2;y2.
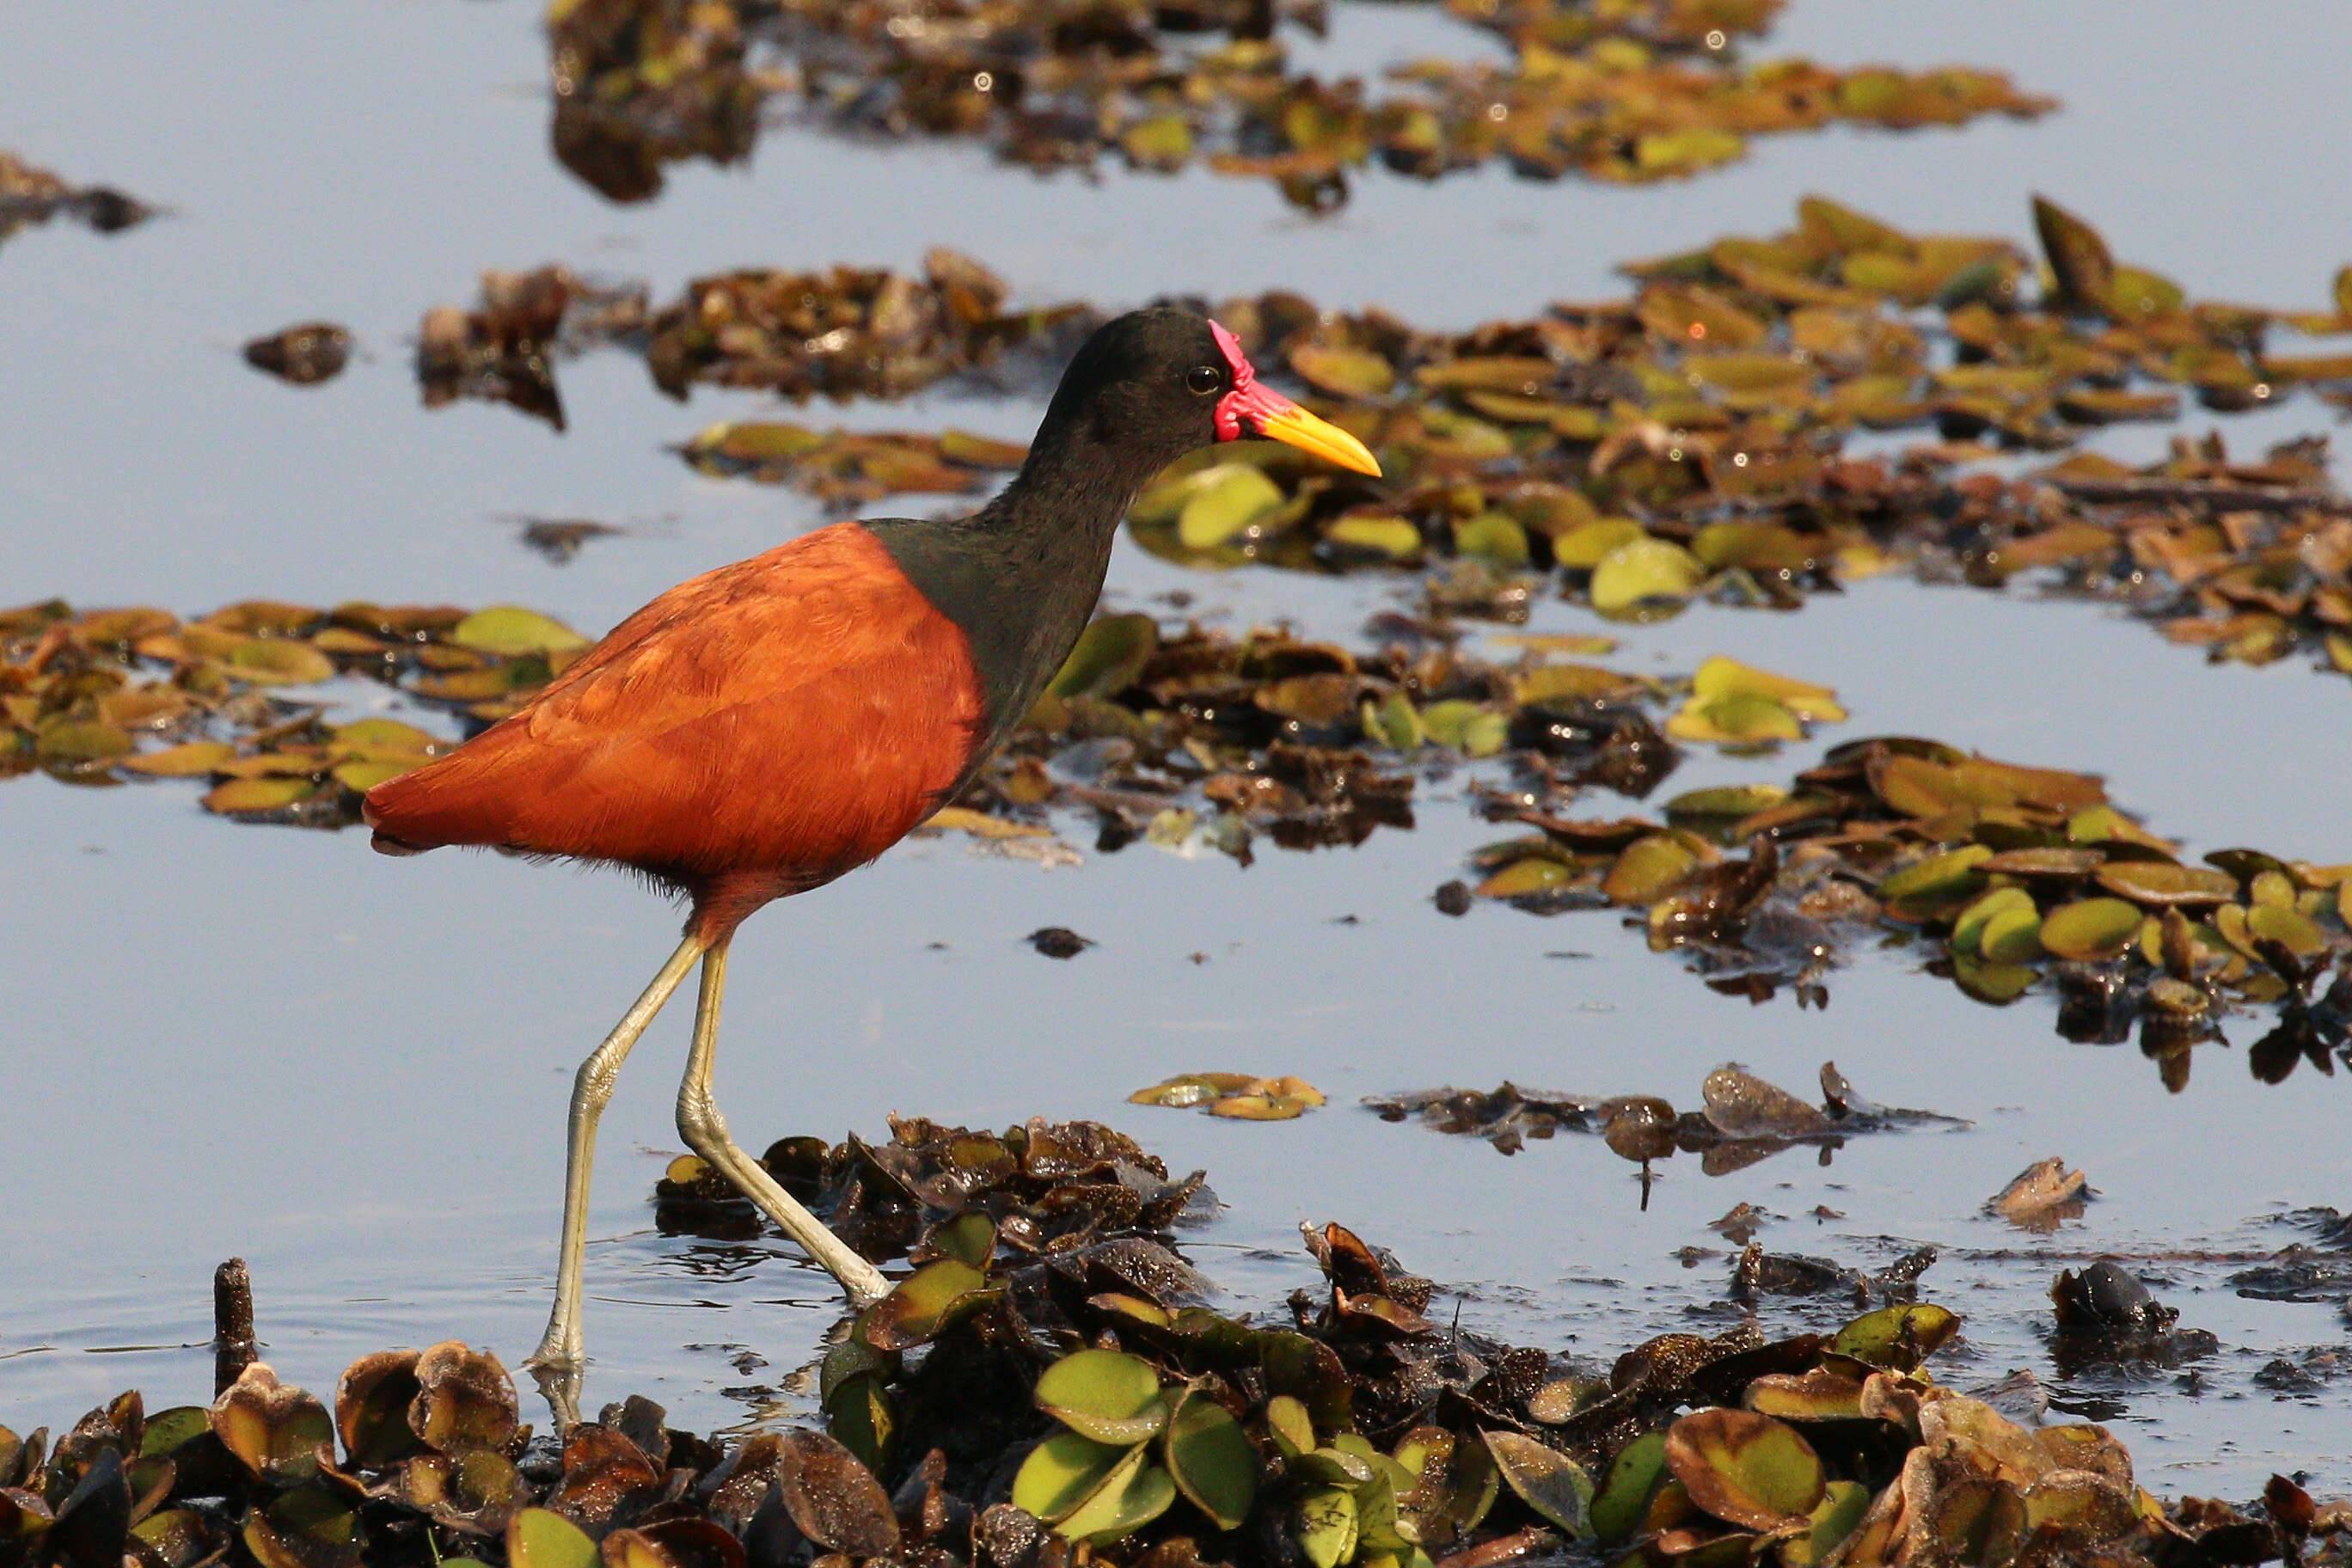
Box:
1185;364;1223;396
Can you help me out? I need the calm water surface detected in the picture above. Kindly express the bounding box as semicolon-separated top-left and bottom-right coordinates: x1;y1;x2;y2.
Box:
3;0;2350;1493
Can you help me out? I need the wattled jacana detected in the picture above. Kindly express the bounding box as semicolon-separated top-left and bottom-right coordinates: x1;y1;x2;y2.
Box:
362;308;1381;1409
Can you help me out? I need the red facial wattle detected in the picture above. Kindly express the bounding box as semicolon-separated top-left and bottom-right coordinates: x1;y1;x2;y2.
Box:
1204;318;1383;476
1209;318;1292;441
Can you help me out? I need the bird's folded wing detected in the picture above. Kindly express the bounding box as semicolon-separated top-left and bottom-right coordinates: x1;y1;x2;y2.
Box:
366;524;983;873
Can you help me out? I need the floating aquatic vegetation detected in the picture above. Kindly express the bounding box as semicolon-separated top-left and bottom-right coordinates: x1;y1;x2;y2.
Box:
678;421;1028;508
538;0;2048;210
1130;1073;1327;1120
416;264;650;430
1365;1061;1961;1173
1461;733;2352;1089
11;1195;2342;1568
0;150;153;245
414;250;1092;427
636;249;1093;401
242;322;353;385
635;202;2352;680
1027;927;1095;959
1986;1156;2092;1234
546;0;770;201
0;597;598;824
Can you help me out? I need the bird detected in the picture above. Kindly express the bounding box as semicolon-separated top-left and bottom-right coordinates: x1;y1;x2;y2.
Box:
361;307;1380;1415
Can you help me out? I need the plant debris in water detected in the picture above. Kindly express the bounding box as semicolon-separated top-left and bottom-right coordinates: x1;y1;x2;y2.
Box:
1456;731;2352;1089
678;421;1029;509
5;1118;2349;1568
0;150;153;244
10;594;2350;1084
541;0;2050;210
1130;1074;1328;1120
1365;1060;1963;1170
414;250;1093;427
621;202;2352;683
243;322;354;385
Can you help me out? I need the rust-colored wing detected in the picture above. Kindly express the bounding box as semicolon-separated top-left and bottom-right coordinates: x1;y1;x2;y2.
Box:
364;524;983;913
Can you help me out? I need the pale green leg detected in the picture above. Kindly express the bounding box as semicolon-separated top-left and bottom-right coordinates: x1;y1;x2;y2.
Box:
674;935;891;1307
525;932;707;1402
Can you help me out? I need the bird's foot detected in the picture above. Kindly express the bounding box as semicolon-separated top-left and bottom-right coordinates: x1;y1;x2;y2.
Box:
526;1355;585;1433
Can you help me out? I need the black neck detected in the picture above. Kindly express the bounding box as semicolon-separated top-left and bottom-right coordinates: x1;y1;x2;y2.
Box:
865;416;1179;762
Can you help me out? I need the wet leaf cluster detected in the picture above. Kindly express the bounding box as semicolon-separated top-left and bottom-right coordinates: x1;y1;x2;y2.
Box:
0;150;152;244
1130;1073;1328;1121
1366;1060;1962;1173
10;1127;2352;1568
417;264;652;430
0;597;600;824
1462;732;2352;1090
636;203;2352;680
540;0;2047;210
245;322;355;386
678;421;1028;509
416;250;1093;430
1109;198;2352;660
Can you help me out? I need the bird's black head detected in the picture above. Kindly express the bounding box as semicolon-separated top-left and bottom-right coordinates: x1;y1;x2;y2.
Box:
1036;307;1381;480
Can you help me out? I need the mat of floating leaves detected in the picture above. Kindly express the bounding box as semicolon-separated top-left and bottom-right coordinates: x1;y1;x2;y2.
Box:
677;422;1029;509
8;1132;2349;1568
415;251;1095;427
1366;1061;1965;1166
615;202;2352;678
542;0;2049;210
0;599;596;824
1464;733;2352;1089
1130;1073;1328;1120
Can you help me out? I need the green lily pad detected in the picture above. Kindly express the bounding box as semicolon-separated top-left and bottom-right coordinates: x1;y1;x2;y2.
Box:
1742;1369;1867;1423
1589;537;1705;618
1013;1430;1130;1524
1290;344;1396;401
1178;465;1288;549
1829;1302;1959;1369
1666;690;1804;745
1265;1394;1316;1459
1552;518;1650;569
1035;1351;1168;1444
34;718;135;764
1323;515;1422;559
227;639;337;686
202;776;318;816
1662;1409;1823;1531
1878;844;1994;911
1295;1486;1359;1568
2246;902;2329;955
1481;1430;1592;1538
1664;784;1789;820
1977;902;2044;965
1164;1387;1256;1530
861;1259;989;1350
2093;861;2239;907
1055;1443;1179;1545
928;1211;996;1270
1049;614;1157;699
1589;1430;1668;1542
1781;1480;1873;1566
2038;897;2143;961
1951;885;2036;956
505;1507;597;1568
450;606;590;658
1603;835;1700;905
1689;656;1845;721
